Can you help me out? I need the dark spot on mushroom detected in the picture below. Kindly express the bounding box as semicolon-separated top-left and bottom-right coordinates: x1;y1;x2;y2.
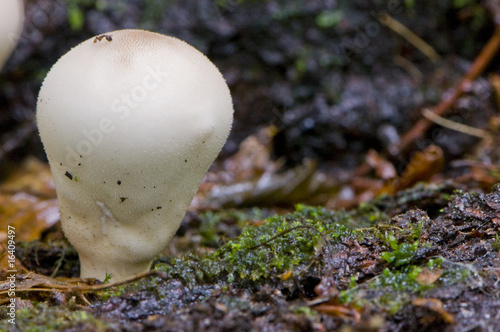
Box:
185;159;187;162
157;206;162;209
65;171;73;180
202;141;205;144
117;180;121;185
80;155;82;158
94;34;113;43
59;162;62;166
78;163;81;166
120;197;128;203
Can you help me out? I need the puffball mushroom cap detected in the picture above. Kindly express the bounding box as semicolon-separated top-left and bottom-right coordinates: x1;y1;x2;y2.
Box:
0;0;24;70
36;29;233;281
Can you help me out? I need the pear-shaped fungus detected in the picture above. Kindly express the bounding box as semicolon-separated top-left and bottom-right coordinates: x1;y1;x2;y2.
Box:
36;29;233;281
0;0;24;70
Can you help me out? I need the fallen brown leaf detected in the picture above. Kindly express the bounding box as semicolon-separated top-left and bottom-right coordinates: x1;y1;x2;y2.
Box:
412;297;454;324
416;268;443;286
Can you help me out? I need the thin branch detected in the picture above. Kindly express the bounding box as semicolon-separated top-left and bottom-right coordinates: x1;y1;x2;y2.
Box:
0;270;168;295
390;27;500;156
379;13;441;63
421;108;490;138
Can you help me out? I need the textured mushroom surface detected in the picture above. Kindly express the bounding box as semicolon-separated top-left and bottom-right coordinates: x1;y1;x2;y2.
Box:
37;29;233;281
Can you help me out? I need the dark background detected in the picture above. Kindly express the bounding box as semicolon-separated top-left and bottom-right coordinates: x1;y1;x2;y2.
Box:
1;0;497;176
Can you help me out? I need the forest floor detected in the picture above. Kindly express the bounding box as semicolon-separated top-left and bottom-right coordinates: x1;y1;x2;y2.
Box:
2;1;500;331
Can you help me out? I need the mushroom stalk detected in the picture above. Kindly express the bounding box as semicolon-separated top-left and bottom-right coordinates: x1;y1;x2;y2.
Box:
36;29;233;281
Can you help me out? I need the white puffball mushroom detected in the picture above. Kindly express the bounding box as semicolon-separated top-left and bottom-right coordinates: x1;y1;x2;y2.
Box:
36;29;233;281
0;0;24;70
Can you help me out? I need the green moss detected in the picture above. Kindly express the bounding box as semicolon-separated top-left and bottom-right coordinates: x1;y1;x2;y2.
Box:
199;208;265;247
437;260;474;285
0;302;108;331
156;204;381;284
291;305;319;318
96;284;127;301
65;0;105;31
380;233;421;267
316;10;344;28
107;197;467;316
375;266;427;292
404;0;416;8
492;234;500;252
337;267;437;308
335;195;474;315
339;255;472;315
67;5;85;31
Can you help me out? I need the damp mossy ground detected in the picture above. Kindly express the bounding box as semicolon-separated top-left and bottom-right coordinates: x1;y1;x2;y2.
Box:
0;302;109;332
154;203;385;285
3;183;496;331
95;185;475;309
149;196;473;315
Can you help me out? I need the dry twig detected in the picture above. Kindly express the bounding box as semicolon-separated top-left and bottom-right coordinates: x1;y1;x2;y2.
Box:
390;28;500;156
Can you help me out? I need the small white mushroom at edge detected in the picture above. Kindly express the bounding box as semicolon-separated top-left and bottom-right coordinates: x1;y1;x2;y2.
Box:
0;0;24;70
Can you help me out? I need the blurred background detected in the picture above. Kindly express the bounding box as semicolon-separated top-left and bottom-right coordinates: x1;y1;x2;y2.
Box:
4;2;500;329
1;0;500;210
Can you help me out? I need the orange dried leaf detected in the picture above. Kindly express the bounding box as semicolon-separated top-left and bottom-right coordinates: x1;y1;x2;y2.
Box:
416;268;442;286
279;270;293;281
412;298;454;324
313;304;361;322
366;149;396;180
0;157;55;197
381;145;444;195
0;193;59;242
